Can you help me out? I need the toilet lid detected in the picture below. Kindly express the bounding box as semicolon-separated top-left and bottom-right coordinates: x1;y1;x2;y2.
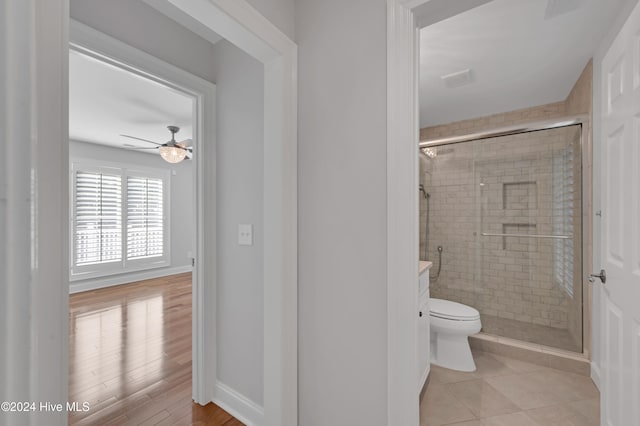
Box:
429;298;480;321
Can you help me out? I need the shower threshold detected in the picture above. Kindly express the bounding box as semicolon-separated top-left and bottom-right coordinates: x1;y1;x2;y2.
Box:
469;332;590;377
480;314;581;353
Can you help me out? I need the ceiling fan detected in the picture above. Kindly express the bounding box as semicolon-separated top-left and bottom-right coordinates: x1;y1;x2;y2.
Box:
121;125;192;164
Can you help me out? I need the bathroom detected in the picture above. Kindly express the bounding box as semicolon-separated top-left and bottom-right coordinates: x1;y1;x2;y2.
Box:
415;1;622;424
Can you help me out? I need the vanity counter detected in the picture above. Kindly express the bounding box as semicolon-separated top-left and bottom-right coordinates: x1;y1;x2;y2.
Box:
419;261;433;276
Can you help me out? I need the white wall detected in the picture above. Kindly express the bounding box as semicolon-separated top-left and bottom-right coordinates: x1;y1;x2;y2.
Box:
68;140;194;292
0;0;7;401
2;0;69;421
70;0;217;83
296;1;389;424
211;39;265;407
246;0;295;40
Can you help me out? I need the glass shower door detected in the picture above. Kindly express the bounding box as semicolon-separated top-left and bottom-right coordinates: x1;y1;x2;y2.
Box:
475;125;583;353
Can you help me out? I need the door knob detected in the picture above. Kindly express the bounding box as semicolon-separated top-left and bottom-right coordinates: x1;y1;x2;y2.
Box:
589;269;606;284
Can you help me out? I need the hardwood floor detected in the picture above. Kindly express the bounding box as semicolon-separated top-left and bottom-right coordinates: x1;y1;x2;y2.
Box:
69;273;242;425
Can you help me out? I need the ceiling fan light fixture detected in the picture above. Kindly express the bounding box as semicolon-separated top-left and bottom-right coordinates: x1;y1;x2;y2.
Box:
159;145;187;163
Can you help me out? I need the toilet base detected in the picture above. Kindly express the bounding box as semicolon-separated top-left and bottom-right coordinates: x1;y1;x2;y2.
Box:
431;333;477;372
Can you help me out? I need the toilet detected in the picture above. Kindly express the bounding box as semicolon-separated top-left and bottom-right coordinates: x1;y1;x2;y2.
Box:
429;298;481;372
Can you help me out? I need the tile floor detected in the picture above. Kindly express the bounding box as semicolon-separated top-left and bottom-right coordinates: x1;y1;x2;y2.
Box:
420;351;599;426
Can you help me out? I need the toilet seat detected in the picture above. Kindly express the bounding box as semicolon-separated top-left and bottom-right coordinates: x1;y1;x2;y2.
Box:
430;298;480;321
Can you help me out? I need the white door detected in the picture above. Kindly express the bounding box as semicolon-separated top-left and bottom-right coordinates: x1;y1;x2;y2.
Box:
599;2;640;424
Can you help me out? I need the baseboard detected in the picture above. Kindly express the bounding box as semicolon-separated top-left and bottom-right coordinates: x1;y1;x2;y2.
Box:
213;381;264;426
418;365;430;395
419;370;432;404
591;362;601;390
69;265;192;293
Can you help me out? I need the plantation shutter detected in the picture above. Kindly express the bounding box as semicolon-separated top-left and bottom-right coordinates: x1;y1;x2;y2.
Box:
127;176;164;259
74;171;122;266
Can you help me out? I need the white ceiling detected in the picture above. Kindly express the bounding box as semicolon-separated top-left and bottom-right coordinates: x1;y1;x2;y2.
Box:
419;0;626;127
69;49;193;153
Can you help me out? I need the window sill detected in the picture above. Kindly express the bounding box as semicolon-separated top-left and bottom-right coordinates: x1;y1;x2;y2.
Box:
70;258;171;282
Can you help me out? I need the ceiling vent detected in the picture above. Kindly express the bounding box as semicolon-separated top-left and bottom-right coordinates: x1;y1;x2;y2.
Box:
544;0;584;20
441;68;473;89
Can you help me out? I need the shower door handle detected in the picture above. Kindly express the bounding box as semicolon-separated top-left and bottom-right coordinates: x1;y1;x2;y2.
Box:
589;269;606;284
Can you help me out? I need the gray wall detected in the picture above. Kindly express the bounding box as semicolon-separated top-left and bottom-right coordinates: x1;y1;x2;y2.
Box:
71;0;217;83
246;0;295;40
211;39;265;406
69;140;194;282
296;1;389;424
206;0;292;407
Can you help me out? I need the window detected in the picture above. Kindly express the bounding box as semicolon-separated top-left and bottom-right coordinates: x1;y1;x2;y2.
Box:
127;176;164;260
75;171;123;266
71;162;170;279
552;147;575;298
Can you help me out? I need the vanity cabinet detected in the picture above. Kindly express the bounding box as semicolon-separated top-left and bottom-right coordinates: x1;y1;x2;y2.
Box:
418;264;431;391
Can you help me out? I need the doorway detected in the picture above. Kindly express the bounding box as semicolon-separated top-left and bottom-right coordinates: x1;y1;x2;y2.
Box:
3;0;296;424
68;18;216;417
387;0;639;425
67;26;207;423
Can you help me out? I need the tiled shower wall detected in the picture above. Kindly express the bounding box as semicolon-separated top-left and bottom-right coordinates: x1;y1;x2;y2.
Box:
420;61;591;353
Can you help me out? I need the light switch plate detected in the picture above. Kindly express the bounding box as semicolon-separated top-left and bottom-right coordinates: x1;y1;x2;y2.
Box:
238;224;253;246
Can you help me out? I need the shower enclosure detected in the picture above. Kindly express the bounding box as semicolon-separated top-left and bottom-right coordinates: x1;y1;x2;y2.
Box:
419;120;584;353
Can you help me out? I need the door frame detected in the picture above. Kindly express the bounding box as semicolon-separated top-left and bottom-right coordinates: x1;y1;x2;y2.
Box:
140;2;299;424
386;1;496;424
1;0;297;425
2;1;70;423
69;19;217;405
386;1;421;424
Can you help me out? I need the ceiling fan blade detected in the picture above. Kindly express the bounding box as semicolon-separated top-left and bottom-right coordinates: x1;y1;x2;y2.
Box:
128;147;159;150
120;134;164;146
176;139;192;148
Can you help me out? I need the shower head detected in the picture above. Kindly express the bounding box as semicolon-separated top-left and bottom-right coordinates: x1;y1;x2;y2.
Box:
420;146;455;158
420;146;437;159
